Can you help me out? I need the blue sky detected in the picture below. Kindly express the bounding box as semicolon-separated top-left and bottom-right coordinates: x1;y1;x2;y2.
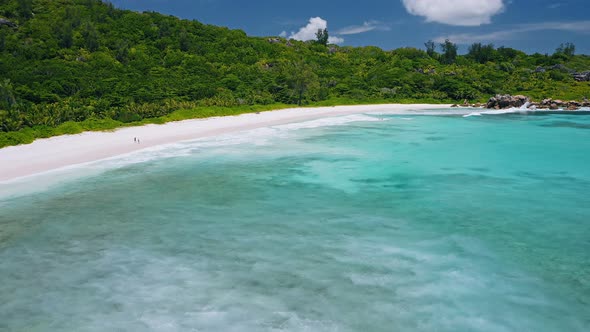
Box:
109;0;590;54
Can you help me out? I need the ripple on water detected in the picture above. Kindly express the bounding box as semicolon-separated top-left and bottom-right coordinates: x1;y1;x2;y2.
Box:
1;113;589;331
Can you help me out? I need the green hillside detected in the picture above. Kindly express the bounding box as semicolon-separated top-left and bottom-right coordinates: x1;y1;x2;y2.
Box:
0;0;589;147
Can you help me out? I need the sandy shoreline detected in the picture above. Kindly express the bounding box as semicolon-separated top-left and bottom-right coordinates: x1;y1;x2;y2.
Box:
0;104;452;182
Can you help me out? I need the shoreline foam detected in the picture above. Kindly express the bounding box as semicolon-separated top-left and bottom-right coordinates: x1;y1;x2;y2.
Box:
0;104;452;182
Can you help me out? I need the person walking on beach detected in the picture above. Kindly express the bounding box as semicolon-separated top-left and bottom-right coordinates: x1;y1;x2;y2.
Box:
134;137;137;143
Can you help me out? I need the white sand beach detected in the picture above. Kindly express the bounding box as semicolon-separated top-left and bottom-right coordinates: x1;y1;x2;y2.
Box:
0;104;453;182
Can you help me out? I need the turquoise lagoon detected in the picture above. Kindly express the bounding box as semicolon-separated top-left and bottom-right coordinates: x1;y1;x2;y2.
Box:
1;110;589;331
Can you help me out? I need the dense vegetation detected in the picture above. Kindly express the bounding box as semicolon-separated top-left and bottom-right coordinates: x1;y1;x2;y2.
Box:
1;0;589;147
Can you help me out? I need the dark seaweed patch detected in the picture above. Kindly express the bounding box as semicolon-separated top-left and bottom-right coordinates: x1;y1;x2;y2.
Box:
539;121;590;130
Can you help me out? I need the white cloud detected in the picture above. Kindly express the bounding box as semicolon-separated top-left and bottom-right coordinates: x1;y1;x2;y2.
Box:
402;0;505;26
279;31;287;38
329;36;345;44
523;21;590;33
434;20;590;44
434;31;512;44
288;17;344;44
337;20;390;35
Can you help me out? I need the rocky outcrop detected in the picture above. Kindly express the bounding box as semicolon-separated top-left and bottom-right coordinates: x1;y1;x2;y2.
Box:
416;68;436;75
535;64;572;73
0;18;17;28
539;99;570;109
573;71;590;82
450;96;589;110
550;64;569;71
261;62;276;70
532;64;589;81
486;94;530;109
486;96;588;110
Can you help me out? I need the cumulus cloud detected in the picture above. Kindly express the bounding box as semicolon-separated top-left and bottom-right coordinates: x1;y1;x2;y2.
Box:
402;0;505;26
337;20;390;35
328;35;345;44
288;17;344;44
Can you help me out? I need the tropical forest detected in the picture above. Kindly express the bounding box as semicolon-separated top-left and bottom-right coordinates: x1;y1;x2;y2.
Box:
0;0;589;147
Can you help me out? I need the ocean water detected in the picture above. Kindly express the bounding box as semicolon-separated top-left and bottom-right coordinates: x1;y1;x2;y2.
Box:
1;110;589;331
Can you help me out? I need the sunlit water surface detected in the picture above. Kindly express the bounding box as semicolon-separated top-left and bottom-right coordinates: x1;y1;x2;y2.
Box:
1;111;589;331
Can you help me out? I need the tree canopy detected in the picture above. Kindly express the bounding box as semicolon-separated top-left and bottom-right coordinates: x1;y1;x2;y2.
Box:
316;28;329;46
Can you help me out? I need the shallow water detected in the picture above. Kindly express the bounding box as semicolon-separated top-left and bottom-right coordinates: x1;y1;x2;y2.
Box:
1;111;589;331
